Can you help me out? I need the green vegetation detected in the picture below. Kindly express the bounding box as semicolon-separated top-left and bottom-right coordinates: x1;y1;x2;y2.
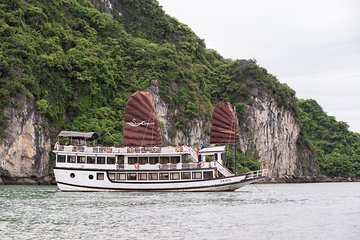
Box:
297;99;360;177
0;0;359;177
224;145;261;173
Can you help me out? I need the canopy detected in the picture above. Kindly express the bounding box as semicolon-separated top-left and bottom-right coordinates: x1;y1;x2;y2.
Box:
58;131;99;141
123;91;162;146
210;102;240;144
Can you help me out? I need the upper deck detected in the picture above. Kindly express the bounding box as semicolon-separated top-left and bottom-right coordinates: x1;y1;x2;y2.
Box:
54;144;200;156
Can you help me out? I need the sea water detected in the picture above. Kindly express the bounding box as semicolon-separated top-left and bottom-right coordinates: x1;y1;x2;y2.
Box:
0;183;359;240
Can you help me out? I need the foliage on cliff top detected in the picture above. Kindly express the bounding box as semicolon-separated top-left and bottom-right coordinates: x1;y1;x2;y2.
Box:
297;99;360;177
1;0;358;177
0;0;295;145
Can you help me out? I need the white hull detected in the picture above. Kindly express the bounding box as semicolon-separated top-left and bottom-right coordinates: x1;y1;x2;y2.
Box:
54;168;263;192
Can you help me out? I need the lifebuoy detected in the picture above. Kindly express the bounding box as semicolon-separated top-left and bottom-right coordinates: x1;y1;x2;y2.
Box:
105;147;112;153
134;163;140;170
198;162;204;168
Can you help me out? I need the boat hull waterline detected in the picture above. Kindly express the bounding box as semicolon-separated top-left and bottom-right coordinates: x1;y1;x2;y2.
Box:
54;168;264;192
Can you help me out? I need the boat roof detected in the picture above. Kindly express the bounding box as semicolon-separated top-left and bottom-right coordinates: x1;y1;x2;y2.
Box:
198;146;226;153
58;131;99;140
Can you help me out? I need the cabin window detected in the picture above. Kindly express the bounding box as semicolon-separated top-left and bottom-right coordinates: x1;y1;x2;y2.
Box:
70;173;75;178
127;173;137;180
128;157;138;165
138;173;147;180
77;156;86;164
87;156;95;164
67;156;76;163
204;171;213;179
159;173;169;180
89;174;94;180
192;172;202;179
160;157;169;164
108;173;115;180
117;155;124;164
149;173;158;180
97;157;105;164
107;157;115;164
181;172;191;179
149;157;159;164
139;157;148;165
97;173;104;180
116;173;126;180
170;156;180;164
57;155;66;163
170;172;180;180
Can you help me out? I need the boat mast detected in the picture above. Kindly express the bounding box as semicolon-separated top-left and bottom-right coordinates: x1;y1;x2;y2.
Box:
234;105;236;175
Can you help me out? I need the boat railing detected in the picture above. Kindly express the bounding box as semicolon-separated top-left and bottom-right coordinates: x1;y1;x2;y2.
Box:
55;144;195;154
245;169;268;179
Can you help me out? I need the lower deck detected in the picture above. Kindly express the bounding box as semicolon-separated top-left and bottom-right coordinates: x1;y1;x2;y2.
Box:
53;167;256;192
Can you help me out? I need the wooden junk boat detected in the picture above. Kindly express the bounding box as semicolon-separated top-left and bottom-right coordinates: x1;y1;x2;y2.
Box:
53;91;267;191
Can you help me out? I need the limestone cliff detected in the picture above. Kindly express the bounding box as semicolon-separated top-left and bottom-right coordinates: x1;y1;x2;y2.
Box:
0;95;51;183
239;96;319;181
148;83;319;181
148;81;209;147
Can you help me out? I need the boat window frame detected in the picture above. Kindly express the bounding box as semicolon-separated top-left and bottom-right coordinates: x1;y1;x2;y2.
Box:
138;173;147;180
97;173;104;180
139;157;148;165
117;155;124;164
87;156;96;164
203;171;214;179
77;156;86;164
170;172;180;180
181;172;191;179
170;156;180;164
67;156;76;163
128;157;138;165
148;173;158;180
97;156;106;164
192;172;202;179
107;156;115;164
108;173;115;180
149;157;159;164
57;155;66;163
127;173;137;180
160;156;170;164
116;173;126;180
159;172;169;180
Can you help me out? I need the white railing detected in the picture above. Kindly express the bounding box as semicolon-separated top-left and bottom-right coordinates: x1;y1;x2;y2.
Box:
245;169;268;179
215;161;234;177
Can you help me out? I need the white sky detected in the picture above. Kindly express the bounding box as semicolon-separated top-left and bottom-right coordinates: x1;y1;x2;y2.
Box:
158;0;360;133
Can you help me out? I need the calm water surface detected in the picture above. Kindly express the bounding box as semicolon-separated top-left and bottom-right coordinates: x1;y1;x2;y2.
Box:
0;183;359;240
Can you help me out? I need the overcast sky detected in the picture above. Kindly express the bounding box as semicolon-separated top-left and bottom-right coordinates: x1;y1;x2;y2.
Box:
158;0;360;133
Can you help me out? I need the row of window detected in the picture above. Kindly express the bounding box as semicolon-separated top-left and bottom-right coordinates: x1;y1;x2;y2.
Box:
57;155;181;165
103;171;214;181
128;156;180;165
57;155;117;164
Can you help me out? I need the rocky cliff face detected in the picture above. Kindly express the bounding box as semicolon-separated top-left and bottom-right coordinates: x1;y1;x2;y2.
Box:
149;82;319;180
0;95;51;183
239;96;319;180
148;81;209;147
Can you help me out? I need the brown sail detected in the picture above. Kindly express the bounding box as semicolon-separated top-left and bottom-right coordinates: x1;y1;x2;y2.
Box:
123;91;162;146
210;102;240;144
